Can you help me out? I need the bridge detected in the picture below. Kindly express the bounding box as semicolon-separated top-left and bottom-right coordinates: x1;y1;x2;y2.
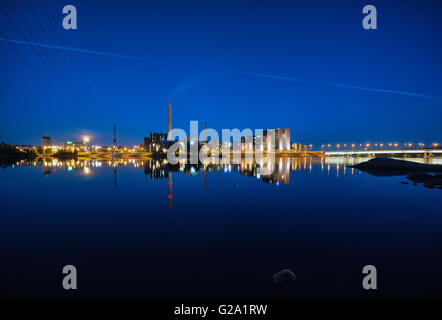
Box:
324;148;442;156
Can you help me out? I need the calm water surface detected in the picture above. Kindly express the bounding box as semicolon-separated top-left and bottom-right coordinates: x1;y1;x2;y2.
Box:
1;157;441;299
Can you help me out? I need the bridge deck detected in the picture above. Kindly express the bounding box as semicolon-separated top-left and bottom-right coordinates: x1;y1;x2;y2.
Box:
325;149;442;156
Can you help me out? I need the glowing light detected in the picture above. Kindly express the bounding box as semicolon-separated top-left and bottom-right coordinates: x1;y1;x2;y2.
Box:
83;136;90;143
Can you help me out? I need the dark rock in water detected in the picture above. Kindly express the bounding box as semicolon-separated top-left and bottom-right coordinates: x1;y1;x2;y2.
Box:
407;173;433;183
400;181;408;184
407;173;442;188
273;269;296;287
351;158;442;176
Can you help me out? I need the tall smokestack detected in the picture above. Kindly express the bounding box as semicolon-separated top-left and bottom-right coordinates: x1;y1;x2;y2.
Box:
168;101;172;133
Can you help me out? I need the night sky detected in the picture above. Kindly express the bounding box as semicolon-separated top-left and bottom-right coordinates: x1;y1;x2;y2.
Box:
1;0;441;147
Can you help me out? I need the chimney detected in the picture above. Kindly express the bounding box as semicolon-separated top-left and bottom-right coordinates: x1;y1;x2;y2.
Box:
204;121;207;141
168;101;172;133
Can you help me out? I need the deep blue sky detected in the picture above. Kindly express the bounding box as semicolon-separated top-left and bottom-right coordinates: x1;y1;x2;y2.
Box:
1;0;441;147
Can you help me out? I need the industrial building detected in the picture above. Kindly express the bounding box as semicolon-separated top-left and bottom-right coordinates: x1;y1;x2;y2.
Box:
264;128;291;151
248;128;291;152
144;101;174;152
42;136;51;148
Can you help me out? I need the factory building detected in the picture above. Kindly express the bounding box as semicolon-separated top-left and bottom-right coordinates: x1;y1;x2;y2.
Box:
144;101;173;152
144;133;168;152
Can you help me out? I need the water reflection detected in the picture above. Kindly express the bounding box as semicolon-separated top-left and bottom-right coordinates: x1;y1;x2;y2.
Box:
3;156;441;181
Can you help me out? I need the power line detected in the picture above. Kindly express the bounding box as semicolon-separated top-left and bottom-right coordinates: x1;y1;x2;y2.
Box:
24;0;94;109
0;29;76;113
5;0;87;107
39;0;104;117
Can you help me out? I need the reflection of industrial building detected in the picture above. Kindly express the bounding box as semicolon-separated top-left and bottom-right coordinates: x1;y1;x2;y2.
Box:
168;173;172;209
42;136;51;148
43;166;52;175
238;157;310;185
144;160;170;179
261;157;290;184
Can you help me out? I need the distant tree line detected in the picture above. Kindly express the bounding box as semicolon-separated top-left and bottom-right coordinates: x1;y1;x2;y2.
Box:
0;143;37;159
